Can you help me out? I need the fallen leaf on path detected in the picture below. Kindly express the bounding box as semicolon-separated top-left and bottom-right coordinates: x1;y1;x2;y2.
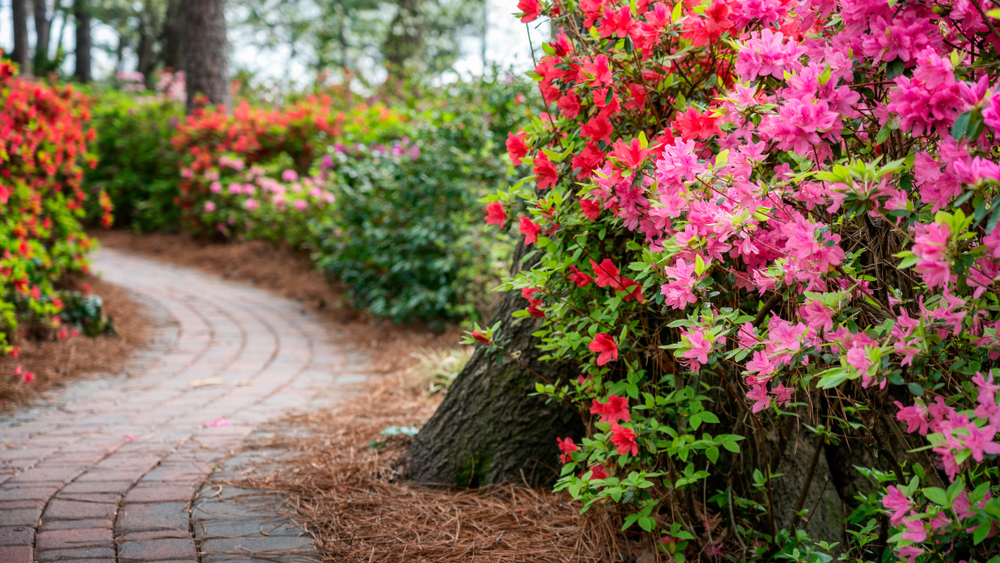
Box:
189;378;225;387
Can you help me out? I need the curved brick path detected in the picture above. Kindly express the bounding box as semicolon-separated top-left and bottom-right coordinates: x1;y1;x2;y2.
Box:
0;248;364;562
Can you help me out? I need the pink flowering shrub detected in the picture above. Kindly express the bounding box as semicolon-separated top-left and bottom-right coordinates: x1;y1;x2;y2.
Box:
186;156;336;248
467;0;1000;560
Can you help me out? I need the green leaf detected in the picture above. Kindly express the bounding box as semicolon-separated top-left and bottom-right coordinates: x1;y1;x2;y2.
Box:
908;382;924;397
699;412;720;424
706;446;719;464
973;523;991;545
922;487;948;506
952;111;971;141
671;1;683;22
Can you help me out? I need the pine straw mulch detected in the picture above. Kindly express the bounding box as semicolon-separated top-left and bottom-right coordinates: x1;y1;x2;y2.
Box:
95;229;460;377
220;371;618;563
0;275;153;412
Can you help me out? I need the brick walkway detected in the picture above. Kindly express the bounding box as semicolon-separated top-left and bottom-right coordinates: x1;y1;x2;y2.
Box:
0;248;365;562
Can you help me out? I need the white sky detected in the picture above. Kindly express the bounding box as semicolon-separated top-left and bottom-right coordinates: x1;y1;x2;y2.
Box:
0;0;547;87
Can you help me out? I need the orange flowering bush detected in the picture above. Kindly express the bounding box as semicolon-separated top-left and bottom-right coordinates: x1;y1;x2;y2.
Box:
0;57;103;361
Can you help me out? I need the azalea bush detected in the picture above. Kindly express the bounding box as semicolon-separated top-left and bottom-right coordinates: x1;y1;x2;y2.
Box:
0;56;101;365
469;0;1000;561
187;157;336;248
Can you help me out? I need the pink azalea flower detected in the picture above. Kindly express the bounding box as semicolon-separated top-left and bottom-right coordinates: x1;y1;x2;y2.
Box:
962;424;1000;463
244;198;260;212
894;400;930;436
204;201;216;213
747;384;771;413
882;486;912;526
771;382;794;406
681;328;713;372
901;517;927;543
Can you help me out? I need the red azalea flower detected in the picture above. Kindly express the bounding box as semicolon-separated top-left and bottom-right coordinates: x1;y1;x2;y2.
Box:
591;258;621;288
610;423;638;456
471;331;491;344
610;137;652;169
517;0;542;22
587;463;609;480
506;131;529;165
591;394;631;423
533;153;559;190
519;216;542;245
568;265;594;287
484;202;507;226
557;437;578;463
579;198;602;220
589;333;619;365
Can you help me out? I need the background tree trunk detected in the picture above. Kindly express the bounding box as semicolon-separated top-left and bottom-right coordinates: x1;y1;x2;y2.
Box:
73;0;91;83
181;0;230;112
11;0;30;74
407;243;584;488
161;0;184;72
32;0;51;74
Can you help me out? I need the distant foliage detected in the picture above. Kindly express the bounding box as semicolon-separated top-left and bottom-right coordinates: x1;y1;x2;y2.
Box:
84;87;185;232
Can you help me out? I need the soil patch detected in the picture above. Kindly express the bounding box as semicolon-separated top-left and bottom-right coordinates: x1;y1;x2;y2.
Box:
95;230;460;377
0;275;152;411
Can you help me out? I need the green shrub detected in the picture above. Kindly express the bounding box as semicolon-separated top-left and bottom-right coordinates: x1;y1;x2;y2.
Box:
84;90;184;232
312;107;512;324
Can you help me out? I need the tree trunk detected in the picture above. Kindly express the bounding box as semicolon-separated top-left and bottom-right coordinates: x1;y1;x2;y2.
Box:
181;0;230;112
73;0;90;83
407;242;584;488
161;0;183;72
33;0;51;74
11;0;30;74
136;5;159;88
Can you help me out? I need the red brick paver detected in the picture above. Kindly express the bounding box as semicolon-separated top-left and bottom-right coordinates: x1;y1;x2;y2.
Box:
1;249;349;562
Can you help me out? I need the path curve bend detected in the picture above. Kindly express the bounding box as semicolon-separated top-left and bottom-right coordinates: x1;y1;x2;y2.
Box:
0;248;359;563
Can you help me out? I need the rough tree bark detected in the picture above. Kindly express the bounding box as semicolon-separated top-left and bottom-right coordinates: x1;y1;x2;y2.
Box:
72;0;90;83
33;0;51;74
181;0;230;112
407;243;584;487
11;0;30;74
161;0;184;72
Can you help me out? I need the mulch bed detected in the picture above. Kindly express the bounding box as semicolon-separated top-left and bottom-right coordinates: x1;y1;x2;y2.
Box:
0;275;152;412
227;372;618;563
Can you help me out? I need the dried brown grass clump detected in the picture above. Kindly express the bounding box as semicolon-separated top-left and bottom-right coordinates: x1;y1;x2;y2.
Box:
229;371;612;563
0;275;152;411
95;230;460;377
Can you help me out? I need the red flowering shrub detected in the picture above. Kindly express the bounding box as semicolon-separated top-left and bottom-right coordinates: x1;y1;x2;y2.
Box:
0;57;103;359
471;0;1000;560
171;98;405;229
